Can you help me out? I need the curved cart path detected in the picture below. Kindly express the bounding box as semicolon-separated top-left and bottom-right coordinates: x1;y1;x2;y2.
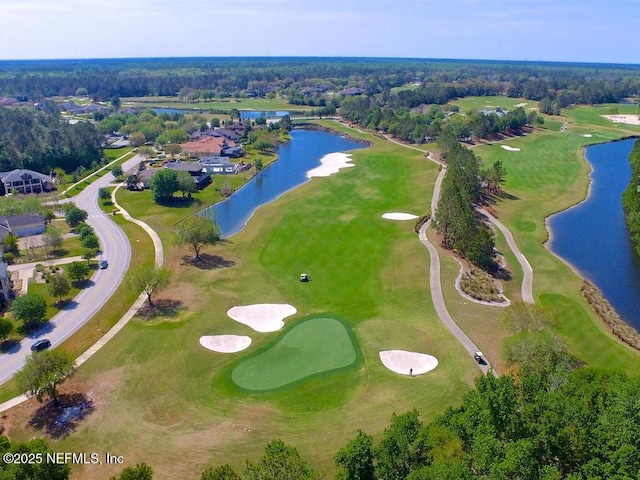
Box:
477;207;534;303
380;131;535;373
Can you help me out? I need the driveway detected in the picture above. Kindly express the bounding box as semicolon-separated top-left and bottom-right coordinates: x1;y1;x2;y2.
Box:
0;155;141;385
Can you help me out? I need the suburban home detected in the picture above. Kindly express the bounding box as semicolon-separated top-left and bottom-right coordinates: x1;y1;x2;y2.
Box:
0;169;56;195
181;136;234;157
0;214;46;239
338;87;365;96
138;161;212;190
164;161;212;190
200;156;239;175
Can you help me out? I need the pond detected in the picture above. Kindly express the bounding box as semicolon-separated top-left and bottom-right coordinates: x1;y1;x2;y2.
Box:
239;110;290;120
199;129;366;238
548;138;640;330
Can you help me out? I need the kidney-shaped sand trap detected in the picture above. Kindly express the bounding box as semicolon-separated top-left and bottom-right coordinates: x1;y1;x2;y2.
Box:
307;152;355;178
379;350;438;376
382;212;419;221
501;145;521;152
227;304;297;332
583;134;593;137
199;335;252;353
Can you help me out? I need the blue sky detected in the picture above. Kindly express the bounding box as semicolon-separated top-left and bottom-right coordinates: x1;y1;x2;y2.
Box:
1;0;639;63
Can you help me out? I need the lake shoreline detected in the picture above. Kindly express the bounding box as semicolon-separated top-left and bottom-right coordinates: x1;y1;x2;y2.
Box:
545;138;640;345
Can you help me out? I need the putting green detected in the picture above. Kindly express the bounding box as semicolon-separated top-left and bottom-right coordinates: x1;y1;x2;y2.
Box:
231;317;357;391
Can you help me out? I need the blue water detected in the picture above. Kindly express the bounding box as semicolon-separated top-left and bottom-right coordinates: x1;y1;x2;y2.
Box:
549;138;640;329
153;107;199;115
239;110;290;120
200;129;365;237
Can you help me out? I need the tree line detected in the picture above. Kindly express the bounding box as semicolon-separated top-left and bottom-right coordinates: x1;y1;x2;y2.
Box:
622;139;640;256
432;129;503;271
0;105;103;173
2;57;639;105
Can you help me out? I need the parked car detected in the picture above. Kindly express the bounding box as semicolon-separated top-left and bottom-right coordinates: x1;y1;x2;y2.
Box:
99;260;108;269
31;339;51;352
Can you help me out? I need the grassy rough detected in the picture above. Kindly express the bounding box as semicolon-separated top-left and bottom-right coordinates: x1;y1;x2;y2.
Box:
581;280;640;351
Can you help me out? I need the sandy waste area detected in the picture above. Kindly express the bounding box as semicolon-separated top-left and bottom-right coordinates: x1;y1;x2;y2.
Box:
307;152;355;178
602;114;640;125
227;303;297;332
379;350;439;376
199;335;252;353
382;212;419;221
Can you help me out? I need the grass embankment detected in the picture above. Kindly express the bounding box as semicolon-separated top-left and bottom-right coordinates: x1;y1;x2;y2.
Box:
27;123;477;480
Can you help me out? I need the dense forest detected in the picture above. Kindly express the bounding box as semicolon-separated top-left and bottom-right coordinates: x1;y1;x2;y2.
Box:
1;57;639;106
0;105;102;173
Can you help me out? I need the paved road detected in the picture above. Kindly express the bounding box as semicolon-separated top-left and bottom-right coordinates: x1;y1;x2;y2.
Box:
0;155;142;385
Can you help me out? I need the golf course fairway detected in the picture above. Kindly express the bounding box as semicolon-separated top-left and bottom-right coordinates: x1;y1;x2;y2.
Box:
231;317;358;390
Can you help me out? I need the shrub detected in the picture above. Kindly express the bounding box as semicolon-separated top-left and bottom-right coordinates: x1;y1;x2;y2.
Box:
460;267;505;303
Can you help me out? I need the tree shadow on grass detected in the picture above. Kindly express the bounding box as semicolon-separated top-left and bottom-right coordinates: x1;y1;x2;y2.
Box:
28;393;94;439
181;253;235;270
135;299;186;320
156;197;201;208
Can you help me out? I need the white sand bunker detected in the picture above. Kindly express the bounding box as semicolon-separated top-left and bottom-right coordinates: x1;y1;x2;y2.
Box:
382;212;419;221
602;114;640;125
227;303;297;332
583;134;593;137
307;152;355;178
501;145;521;152
199;335;252;353
514;102;528;107
379;350;438;376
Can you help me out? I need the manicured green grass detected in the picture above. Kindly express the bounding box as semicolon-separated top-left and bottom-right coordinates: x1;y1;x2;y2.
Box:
450;95;535;112
122;96;308;113
231;317;358;391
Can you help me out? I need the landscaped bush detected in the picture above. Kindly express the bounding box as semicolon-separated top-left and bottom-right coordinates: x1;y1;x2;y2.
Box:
460;267;504;303
581;280;640;351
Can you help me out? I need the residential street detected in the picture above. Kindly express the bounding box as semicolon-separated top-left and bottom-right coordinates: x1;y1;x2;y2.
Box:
0;155;141;385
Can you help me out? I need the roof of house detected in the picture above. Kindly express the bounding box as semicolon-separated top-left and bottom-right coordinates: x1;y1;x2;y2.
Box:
200;156;234;166
0;262;7;279
0;214;45;230
339;87;365;96
164;161;204;174
0;169;54;184
181;137;235;156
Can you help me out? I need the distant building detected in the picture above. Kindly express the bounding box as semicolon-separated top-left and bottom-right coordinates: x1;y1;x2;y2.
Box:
338;87;365;96
0;169;56;195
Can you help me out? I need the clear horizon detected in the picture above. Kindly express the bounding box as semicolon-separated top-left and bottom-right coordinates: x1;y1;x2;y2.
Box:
1;0;639;64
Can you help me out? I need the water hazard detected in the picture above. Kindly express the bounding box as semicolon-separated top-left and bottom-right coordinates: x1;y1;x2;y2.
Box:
548;138;640;330
200;129;366;237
